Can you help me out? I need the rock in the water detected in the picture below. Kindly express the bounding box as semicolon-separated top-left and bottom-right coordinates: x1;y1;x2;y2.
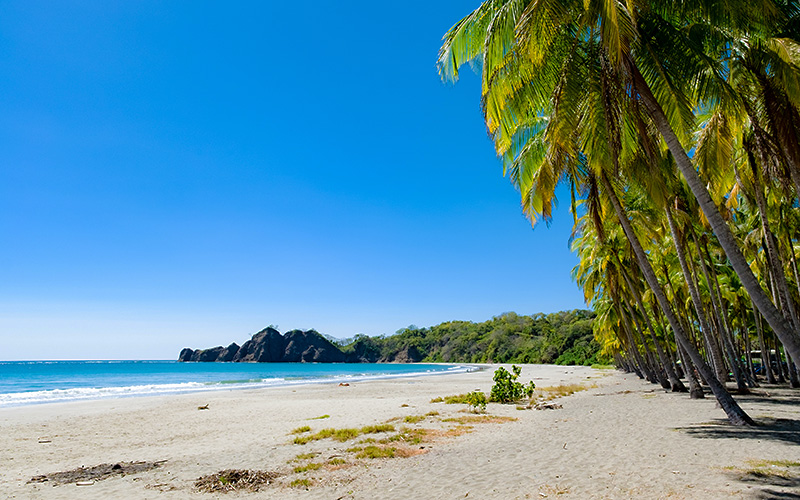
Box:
178;348;195;362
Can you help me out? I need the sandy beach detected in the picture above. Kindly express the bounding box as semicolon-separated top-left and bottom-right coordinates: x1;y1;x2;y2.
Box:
2;364;798;499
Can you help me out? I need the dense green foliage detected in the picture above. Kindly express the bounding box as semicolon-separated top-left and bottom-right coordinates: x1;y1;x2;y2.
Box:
337;310;606;366
489;365;536;403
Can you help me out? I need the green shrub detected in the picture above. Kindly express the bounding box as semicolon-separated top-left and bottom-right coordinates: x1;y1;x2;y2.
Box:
465;391;487;412
490;365;535;403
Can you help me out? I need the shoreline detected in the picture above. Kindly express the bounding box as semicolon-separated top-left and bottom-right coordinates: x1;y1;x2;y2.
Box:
3;364;799;499
0;361;478;409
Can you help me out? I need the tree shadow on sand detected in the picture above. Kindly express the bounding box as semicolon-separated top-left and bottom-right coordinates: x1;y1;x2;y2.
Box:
682;416;800;500
677;417;800;445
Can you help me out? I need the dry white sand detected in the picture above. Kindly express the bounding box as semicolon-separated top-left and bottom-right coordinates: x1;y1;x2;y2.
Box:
2;364;798;499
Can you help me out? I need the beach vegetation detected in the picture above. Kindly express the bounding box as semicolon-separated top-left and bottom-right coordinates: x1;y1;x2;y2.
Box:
291;425;311;434
292;462;323;473
442;415;516;425
292;424;395;445
536;384;592;400
490;365;535;403
327;458;347;466
355;445;396;459
289;478;313;488
291;452;318;462
430;394;472;404
308;414;329;420
465;391;487;412
404;415;425;423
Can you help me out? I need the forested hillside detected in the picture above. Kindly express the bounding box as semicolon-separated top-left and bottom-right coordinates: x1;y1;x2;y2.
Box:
335;310;604;365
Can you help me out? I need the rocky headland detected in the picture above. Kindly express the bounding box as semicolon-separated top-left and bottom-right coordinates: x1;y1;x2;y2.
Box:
177;327;422;363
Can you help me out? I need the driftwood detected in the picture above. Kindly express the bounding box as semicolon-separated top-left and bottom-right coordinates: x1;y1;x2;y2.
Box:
28;460;166;486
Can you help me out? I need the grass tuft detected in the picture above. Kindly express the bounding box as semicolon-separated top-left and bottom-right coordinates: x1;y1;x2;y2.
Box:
289;478;313;488
292;462;323;473
355;446;396;459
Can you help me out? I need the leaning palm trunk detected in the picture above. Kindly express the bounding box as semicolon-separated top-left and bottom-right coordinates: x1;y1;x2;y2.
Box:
666;207;728;381
618;303;652;380
620;284;669;387
677;342;705;399
601;173;753;424
630;64;800;367
693;235;751;392
753;299;777;383
619;262;686;391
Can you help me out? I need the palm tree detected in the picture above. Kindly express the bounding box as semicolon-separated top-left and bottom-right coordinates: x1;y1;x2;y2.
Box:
439;0;800;368
437;0;767;424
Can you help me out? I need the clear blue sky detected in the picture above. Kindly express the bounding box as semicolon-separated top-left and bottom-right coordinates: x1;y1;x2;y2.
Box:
0;0;585;360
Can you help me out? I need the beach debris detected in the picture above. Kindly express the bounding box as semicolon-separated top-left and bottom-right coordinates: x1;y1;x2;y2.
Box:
37;438;52;444
197;404;209;410
338;382;350;387
195;469;281;493
28;460;166;486
533;402;563;410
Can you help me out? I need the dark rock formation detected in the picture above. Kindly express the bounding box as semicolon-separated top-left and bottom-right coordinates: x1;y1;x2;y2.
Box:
283;330;346;363
179;327;347;363
232;327;285;362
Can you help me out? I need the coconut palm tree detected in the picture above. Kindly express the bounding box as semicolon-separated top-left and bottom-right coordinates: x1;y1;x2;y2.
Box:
439;0;800;369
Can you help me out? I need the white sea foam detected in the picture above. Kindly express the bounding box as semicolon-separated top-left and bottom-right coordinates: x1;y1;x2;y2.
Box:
0;364;477;408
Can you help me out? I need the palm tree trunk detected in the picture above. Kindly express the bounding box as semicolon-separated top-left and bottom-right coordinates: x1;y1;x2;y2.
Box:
618;301;651;381
665;207;728;381
677;342;705;399
630;63;800;366
601;173;753;424
742;307;759;385
617;262;686;391
695;236;751;392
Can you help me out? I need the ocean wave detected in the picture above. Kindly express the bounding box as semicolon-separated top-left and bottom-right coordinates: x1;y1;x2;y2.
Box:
0;364;478;408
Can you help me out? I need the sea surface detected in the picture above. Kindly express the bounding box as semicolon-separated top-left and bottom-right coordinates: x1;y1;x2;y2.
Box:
0;361;474;408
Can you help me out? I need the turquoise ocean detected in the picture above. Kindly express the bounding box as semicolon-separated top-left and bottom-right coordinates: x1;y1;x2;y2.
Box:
0;361;475;408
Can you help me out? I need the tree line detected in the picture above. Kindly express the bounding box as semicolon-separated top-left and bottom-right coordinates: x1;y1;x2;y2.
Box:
438;0;800;425
334;310;604;365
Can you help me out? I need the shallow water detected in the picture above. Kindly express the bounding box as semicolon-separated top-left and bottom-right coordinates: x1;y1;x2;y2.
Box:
0;360;473;407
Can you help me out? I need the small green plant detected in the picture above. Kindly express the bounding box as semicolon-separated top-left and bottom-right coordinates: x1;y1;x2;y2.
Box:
293;424;395;445
404;415;425;424
291;452;318;462
490;365;536;403
291;425;311;434
289;478;312;488
361;424;395;434
356;445;396;459
308;414;330;420
328;458;347;466
465;391;487;412
292;462;323;473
